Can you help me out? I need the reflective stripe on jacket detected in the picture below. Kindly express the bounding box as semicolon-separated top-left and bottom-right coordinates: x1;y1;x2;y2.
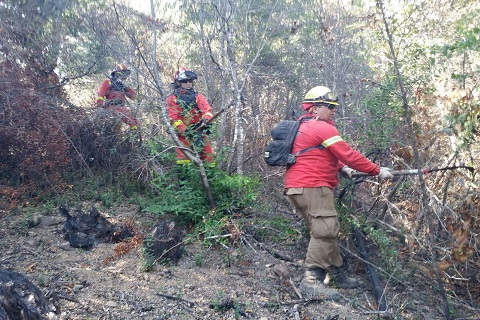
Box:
284;118;380;189
166;91;213;134
96;79;136;107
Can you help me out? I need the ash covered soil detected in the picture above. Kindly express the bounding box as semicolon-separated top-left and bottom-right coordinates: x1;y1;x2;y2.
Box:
0;202;444;320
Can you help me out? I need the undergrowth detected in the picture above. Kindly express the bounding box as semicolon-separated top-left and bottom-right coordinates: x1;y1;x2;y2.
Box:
336;180;404;279
142;161;261;230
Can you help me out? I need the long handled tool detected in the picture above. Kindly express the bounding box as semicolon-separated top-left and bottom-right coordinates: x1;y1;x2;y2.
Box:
351;164;474;178
194;99;236;132
192;101;235;147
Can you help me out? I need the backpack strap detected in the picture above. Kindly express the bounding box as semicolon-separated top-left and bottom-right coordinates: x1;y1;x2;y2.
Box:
293;144;324;156
291;117;325;156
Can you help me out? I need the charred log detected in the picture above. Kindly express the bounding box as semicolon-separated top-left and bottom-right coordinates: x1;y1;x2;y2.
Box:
144;219;185;265
59;205;114;249
0;270;56;320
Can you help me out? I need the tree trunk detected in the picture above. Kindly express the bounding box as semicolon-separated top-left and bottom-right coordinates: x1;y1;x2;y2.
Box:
149;0;216;210
377;1;452;319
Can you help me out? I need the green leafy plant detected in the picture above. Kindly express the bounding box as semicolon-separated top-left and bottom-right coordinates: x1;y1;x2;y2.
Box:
194;253;203;267
336;201;400;274
144;158;261;232
140;237;156;272
36;273;48;287
363;225;399;272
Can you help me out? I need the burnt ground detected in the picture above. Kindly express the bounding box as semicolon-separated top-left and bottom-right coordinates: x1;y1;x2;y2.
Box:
0;201;470;320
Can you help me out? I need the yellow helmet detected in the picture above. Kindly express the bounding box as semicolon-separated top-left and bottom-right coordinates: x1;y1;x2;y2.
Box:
303;86;339;106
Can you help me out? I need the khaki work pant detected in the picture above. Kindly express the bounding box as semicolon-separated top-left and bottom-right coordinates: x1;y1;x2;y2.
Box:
285;187;343;270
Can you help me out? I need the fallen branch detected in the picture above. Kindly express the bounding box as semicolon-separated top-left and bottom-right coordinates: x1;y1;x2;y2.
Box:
156;292;194;307
288;279;302;300
56;293;80;303
361;310;393;316
279;297;325;305
353;227;387;311
247;234;293;262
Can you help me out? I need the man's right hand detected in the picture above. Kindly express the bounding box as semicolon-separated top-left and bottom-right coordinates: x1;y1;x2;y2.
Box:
378;167;394;179
340;166;355;178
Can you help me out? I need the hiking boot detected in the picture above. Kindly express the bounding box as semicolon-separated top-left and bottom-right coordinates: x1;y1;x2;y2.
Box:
299;268;341;301
327;266;362;289
304;267;326;282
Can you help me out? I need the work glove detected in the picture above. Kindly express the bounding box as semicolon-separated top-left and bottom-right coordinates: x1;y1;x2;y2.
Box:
340;166;355;178
378;167;394;179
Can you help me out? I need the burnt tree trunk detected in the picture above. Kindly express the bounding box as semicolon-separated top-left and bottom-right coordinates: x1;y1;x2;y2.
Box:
0;270;55;319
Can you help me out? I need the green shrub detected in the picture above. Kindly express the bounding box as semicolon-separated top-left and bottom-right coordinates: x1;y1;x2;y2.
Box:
144;162;261;229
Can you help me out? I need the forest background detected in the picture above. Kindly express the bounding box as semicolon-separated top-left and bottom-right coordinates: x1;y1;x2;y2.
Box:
0;0;479;319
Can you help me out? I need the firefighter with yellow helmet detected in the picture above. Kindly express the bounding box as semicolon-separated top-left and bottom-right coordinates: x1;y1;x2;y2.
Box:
284;85;393;300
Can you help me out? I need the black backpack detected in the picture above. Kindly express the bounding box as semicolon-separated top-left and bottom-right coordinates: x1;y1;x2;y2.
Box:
264;118;324;166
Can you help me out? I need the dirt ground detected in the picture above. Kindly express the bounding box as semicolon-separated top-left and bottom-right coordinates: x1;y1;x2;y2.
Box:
0;202;471;320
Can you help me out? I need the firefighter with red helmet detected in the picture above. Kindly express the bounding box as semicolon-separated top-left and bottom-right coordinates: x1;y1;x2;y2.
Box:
166;67;214;163
96;63;141;128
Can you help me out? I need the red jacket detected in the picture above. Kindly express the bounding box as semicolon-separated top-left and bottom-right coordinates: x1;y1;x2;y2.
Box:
166;88;213;133
284;118;380;189
96;78;136;107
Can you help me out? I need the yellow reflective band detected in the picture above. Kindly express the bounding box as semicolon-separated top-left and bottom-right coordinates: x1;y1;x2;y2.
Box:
322;136;343;148
176;159;191;165
204;112;213;118
173;120;183;128
98;96;105;101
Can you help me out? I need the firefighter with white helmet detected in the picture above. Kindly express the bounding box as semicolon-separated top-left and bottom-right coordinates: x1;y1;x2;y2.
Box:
284;85;393;300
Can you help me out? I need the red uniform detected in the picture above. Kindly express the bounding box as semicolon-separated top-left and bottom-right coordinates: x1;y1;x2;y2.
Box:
285;117;380;189
166;88;214;162
96;78;140;127
284;116;380;271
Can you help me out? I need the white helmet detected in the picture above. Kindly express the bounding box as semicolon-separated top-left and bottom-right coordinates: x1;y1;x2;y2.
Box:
303;86;339;106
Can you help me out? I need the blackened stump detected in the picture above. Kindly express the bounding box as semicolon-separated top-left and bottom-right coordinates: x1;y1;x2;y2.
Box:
145;219;185;265
0;269;55;319
59;205;114;249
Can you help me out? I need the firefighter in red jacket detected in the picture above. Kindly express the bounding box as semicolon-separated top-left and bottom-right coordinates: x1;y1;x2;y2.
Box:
166;67;214;163
284;86;393;300
96;64;141;128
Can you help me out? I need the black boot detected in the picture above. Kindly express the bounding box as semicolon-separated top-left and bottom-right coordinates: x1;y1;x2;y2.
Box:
327;266;362;289
299;267;341;301
304;267;326;282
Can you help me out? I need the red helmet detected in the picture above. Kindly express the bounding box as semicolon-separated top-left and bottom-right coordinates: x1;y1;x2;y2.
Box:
115;64;129;72
173;67;197;82
112;63;131;77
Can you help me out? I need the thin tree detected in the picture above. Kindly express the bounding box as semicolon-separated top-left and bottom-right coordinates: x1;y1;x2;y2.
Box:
377;1;452;319
148;0;216;209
